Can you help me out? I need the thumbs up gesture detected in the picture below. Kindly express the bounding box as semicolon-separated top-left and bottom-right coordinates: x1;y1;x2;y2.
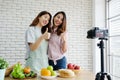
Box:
42;28;51;39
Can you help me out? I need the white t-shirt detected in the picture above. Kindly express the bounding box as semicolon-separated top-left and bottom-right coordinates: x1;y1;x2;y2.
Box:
25;26;42;59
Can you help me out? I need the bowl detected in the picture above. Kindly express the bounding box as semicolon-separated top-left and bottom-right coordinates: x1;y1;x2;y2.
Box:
72;69;80;74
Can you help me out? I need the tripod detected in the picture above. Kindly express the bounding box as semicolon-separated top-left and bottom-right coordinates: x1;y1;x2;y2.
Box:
95;38;111;80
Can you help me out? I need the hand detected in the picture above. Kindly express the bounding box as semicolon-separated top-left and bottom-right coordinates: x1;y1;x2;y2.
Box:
42;28;51;39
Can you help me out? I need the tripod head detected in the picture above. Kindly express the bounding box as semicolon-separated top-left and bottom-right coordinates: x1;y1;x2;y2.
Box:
98;38;108;40
97;38;108;49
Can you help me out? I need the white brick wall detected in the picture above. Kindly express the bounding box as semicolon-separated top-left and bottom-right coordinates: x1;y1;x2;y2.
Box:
0;0;93;71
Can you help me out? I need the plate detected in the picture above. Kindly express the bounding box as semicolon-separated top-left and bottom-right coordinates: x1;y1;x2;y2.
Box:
40;75;57;79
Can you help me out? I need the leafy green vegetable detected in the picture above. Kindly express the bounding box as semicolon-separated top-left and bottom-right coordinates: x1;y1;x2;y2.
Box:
24;71;37;78
25;72;31;77
0;57;8;69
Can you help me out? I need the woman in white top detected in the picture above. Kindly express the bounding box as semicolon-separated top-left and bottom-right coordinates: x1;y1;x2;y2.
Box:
48;11;67;70
25;11;51;73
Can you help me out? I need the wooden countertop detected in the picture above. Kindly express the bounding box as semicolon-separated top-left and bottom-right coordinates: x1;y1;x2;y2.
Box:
5;70;95;80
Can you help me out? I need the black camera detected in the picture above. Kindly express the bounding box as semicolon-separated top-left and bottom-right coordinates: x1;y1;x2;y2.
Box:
87;27;108;39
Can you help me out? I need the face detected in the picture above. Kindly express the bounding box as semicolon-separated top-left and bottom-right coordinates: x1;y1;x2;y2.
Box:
38;14;50;26
53;13;63;27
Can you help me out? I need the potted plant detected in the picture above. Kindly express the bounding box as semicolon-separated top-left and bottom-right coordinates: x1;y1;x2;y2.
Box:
0;57;9;80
